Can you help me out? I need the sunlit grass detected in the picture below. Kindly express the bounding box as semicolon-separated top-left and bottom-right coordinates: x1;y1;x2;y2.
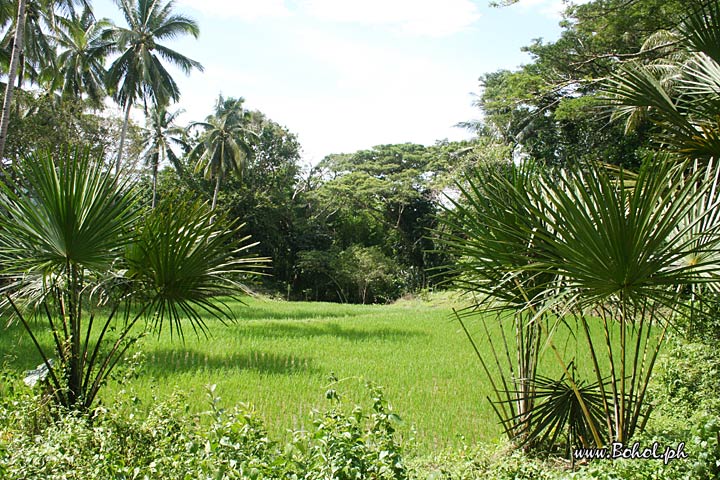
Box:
1;294;616;453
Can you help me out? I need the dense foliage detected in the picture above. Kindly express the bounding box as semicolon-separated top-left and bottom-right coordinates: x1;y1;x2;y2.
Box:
439;0;720;470
0;380;406;480
466;0;690;167
1;0;720;477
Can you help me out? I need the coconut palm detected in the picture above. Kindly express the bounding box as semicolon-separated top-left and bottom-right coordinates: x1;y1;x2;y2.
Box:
52;7;112;108
0;0;90;160
188;95;258;211
105;0;203;175
0;0;64;89
0;147;266;411
141;101;185;207
0;0;28;163
603;0;720;160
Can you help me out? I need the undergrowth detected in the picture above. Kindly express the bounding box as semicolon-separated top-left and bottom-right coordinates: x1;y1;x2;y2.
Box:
0;377;405;480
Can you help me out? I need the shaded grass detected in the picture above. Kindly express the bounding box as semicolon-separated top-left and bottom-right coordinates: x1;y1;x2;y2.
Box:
0;295;620;453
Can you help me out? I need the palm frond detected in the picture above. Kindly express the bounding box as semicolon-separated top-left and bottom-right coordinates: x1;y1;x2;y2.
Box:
0;147;139;278
124;198;269;340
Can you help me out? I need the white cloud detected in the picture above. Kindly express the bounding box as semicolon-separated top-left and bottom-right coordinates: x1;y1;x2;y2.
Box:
513;0;592;20
252;90;476;165
301;0;480;37
176;0;291;20
270;29;477;161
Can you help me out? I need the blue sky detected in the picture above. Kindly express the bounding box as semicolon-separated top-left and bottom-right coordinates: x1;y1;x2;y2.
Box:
93;0;581;164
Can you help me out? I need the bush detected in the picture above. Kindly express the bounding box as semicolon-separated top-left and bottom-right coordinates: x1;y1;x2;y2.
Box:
0;381;405;479
654;338;720;413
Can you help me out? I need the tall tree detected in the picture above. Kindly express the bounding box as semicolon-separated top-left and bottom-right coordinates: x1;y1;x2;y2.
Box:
470;0;689;167
603;0;720;160
188;95;257;211
52;7;112;107
141;101;184;207
0;0;26;163
105;0;202;175
0;0;91;161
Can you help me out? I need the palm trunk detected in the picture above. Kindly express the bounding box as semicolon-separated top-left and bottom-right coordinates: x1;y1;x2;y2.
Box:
151;160;158;208
16;53;24;89
0;0;27;164
211;174;221;211
116;101;133;176
65;262;82;408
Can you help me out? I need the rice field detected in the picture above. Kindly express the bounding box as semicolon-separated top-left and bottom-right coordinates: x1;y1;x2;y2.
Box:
0;294;613;454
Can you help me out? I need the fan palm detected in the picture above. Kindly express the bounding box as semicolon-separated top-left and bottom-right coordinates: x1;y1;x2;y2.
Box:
0;147;266;411
141;101;185;207
105;0;203;175
530;159;720;443
440;156;720;447
440;161;558;445
188;95;258;211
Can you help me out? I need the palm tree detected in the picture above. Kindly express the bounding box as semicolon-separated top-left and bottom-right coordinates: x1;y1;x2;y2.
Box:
188;95;258;211
440;157;720;448
141;101;185;207
0;147;266;411
0;0;62;89
0;0;90;161
52;7;112;108
0;0;27;163
105;0;203;176
603;0;720;160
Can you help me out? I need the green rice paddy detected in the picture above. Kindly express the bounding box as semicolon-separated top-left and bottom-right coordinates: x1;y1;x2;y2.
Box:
0;294;613;453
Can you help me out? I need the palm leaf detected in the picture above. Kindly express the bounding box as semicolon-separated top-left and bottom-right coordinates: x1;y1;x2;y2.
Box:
0;147;139;279
124;198;269;340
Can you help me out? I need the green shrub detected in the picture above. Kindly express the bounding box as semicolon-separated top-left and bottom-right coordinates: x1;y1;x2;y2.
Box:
655;339;720;413
407;444;557;480
297;383;405;479
0;381;405;479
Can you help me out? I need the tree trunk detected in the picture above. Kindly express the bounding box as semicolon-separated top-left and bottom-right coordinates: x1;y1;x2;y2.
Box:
211;173;221;214
16;53;25;89
65;263;82;408
0;0;27;164
116;101;133;176
151;159;158;208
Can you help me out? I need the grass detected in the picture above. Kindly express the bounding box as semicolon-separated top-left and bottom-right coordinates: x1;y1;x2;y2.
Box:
0;293;619;454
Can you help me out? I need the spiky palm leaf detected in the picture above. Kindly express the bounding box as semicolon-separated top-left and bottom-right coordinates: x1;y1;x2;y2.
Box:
0;147;139;278
529;158;720;311
603;0;720;160
438;161;556;310
501;366;612;450
125;199;269;340
0;147;266;411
